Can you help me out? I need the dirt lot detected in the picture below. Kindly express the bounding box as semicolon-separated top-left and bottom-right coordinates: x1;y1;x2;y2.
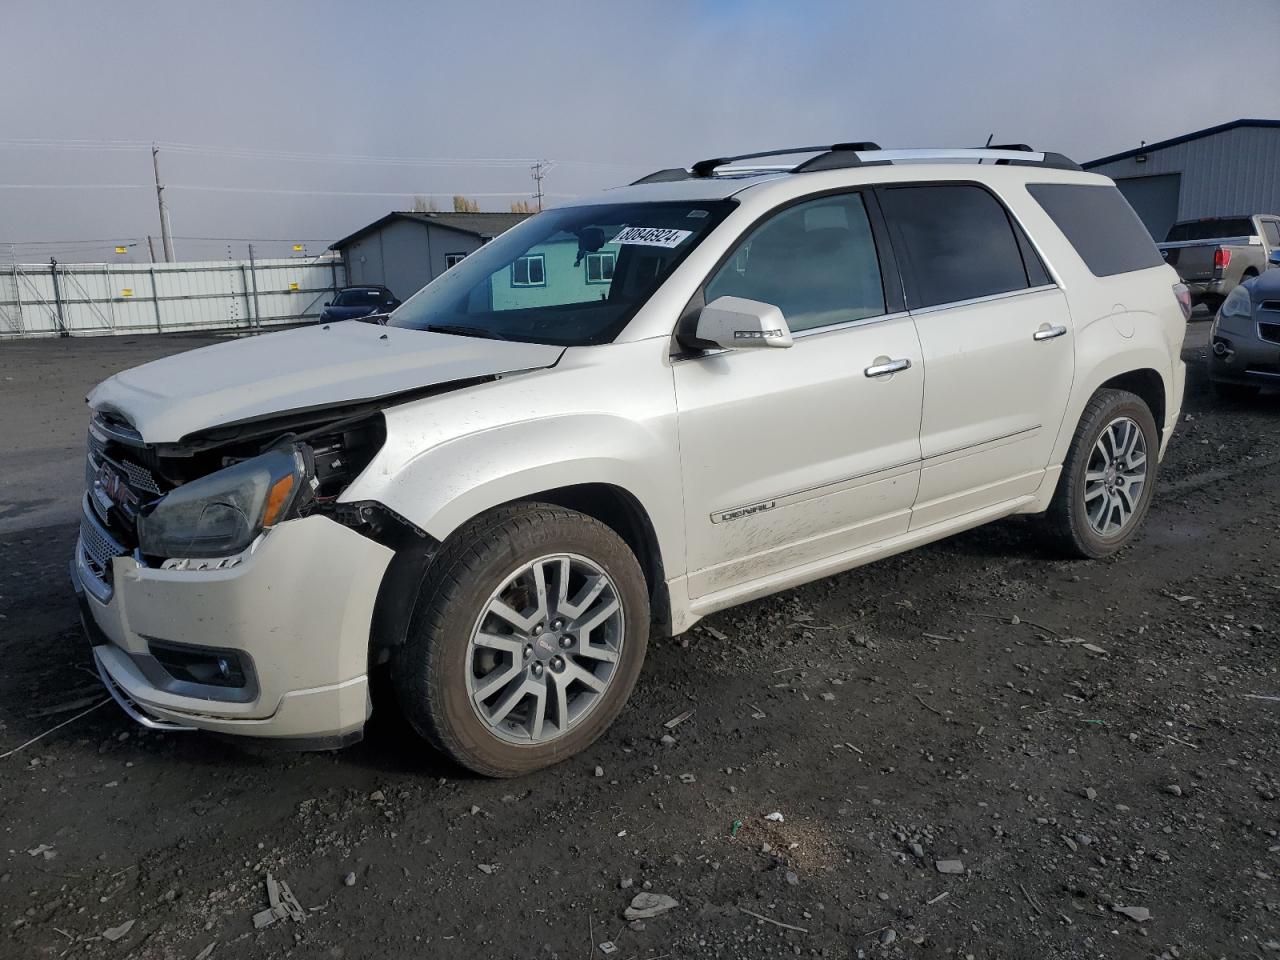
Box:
0;323;1277;960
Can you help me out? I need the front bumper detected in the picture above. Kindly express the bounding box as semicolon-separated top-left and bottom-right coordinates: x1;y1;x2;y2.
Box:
71;509;394;742
1207;329;1280;387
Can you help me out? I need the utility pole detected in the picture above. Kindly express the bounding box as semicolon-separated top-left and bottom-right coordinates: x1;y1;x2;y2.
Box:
151;143;176;262
530;160;546;212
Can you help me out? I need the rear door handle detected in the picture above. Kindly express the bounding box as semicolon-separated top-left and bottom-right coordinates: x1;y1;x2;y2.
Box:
1033;324;1068;341
864;357;911;378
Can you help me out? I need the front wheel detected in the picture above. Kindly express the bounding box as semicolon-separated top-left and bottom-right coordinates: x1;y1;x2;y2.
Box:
392;503;649;777
1043;389;1159;559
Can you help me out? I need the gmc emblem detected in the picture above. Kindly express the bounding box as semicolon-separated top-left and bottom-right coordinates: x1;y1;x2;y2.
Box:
96;463;138;514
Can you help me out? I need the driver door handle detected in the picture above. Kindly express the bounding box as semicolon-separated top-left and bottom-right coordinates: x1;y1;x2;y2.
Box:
1033;324;1068;341
864;358;911;378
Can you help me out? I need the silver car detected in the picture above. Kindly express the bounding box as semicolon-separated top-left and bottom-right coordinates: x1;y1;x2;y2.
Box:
1208;249;1280;399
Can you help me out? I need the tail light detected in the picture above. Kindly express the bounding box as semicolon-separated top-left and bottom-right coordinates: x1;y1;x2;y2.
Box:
1213;248;1232;270
1172;282;1192;321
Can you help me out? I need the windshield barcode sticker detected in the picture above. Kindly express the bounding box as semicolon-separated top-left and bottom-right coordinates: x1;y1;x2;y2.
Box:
610;226;693;248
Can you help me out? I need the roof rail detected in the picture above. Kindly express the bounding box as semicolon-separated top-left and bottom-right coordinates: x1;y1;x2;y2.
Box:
628;142;1080;185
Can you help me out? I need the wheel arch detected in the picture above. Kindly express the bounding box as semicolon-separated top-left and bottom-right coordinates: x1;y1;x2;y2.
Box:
510;482;672;637
1097;368;1166;442
1052;337;1174;469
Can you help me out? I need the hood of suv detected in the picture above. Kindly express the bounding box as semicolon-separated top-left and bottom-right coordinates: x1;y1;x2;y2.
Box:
88;321;564;443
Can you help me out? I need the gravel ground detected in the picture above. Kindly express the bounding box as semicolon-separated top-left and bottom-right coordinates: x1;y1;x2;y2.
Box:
0;321;1277;960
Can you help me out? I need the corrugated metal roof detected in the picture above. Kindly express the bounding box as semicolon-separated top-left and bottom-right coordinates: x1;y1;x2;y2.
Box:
1083;118;1280;168
330;211;531;249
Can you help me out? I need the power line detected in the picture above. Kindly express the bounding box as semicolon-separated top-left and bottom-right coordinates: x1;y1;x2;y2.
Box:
0;137;644;171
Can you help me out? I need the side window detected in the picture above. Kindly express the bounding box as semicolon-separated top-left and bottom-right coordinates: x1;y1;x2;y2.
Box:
879;184;1032;309
1262;220;1280;248
704;193;886;333
1026;183;1164;277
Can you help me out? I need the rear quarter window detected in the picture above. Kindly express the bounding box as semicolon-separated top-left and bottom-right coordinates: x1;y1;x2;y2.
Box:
1027;183;1164;277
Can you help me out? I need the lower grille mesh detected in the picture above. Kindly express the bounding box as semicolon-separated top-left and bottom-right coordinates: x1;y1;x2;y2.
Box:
80;500;127;584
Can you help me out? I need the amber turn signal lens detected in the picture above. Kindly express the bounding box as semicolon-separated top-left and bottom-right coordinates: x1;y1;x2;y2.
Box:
262;474;297;527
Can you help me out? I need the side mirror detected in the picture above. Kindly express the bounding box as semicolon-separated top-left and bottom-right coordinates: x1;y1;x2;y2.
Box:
323;301;331;307
694;296;793;350
1269;249;1280;267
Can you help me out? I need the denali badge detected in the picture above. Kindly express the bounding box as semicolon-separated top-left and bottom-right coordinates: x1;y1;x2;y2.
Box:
712;500;777;523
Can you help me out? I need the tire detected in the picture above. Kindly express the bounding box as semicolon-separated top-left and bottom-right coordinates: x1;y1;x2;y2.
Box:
1043;389;1159;559
1211;380;1260;402
392;502;649;777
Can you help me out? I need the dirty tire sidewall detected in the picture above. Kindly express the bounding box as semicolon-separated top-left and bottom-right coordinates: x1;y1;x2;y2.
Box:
393;503;649;778
1047;389;1160;560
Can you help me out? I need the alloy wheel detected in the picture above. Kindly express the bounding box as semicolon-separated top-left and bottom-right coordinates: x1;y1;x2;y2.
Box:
1083;416;1149;537
465;553;624;745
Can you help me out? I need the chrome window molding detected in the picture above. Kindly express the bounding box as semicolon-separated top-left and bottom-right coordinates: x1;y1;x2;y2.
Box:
907;283;1060;318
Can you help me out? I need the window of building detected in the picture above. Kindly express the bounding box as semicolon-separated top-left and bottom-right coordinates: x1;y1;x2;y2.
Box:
879;184;1034;309
704;193;886;333
585;251;615;284
444;252;467;269
512;254;545;287
1027;183;1165;277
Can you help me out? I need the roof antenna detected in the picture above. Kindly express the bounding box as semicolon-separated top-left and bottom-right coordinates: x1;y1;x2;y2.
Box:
984;133;994;147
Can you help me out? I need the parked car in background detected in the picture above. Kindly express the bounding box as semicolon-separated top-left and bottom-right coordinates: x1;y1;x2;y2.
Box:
1208;249;1280;398
73;142;1187;777
318;285;400;323
1157;214;1280;311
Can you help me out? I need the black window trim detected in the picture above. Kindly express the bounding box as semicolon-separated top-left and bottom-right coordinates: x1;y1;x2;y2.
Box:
674;185;906;353
873;179;1059;314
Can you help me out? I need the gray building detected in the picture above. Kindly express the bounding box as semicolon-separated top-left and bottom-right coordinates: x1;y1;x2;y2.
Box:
330;212;530;301
1083;118;1280;242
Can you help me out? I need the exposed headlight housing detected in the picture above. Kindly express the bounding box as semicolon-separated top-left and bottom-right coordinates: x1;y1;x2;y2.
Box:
1212;285;1253;337
137;447;306;559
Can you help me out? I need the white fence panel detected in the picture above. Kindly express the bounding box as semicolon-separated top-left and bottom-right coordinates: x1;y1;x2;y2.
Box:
0;257;346;339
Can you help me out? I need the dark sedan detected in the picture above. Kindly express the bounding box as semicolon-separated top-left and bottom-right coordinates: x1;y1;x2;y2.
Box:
1208;250;1280;399
318;286;400;323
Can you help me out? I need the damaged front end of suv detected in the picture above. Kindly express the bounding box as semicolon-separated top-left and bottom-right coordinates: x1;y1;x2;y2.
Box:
74;399;432;746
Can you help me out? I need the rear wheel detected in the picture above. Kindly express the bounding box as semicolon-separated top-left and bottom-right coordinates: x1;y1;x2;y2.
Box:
1044;389;1158;559
392;503;649;777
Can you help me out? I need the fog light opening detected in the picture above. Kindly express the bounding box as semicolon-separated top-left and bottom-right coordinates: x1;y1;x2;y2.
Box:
149;641;249;689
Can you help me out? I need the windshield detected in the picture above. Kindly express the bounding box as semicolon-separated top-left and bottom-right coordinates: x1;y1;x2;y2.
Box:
1165;219;1254;242
388;200;734;345
333;288;388;307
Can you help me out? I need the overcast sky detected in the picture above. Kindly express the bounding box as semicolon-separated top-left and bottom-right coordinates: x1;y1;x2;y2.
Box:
2;0;1278;262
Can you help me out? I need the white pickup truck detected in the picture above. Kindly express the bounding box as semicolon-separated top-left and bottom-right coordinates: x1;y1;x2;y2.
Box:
1157;214;1280;310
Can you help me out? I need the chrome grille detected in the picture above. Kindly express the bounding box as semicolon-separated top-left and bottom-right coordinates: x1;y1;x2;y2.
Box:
87;427;107;462
79;497;127;585
113;457;161;494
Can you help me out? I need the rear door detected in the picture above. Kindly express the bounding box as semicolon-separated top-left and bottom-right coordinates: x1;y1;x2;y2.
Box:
876;183;1075;528
673;191;923;599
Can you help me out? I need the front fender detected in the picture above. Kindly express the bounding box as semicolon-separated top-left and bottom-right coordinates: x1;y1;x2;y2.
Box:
348;409;687;580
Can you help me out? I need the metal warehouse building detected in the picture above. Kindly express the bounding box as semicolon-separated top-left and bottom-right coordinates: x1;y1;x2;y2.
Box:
330;212;530;302
1083;118;1280;242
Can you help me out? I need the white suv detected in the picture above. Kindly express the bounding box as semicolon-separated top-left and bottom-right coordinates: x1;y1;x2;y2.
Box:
73;143;1188;776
